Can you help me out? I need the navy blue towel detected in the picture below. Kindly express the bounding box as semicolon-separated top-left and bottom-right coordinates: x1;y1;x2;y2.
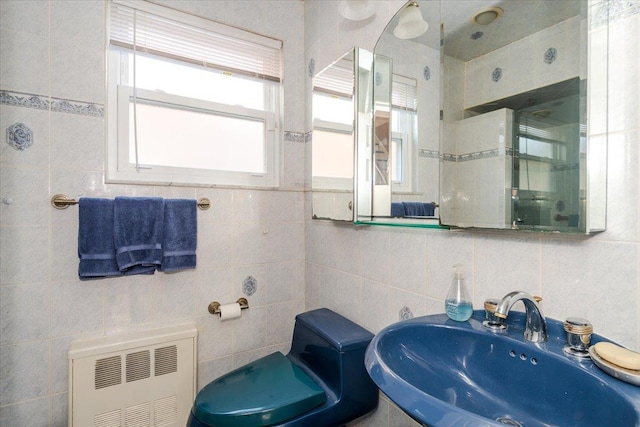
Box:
78;198;122;279
160;199;197;272
391;202;405;217
402;202;435;217
114;197;164;273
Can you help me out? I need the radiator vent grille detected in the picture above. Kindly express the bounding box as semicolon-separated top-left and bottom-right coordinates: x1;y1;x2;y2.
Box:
70;324;196;427
126;350;151;383
125;402;150;427
155;345;178;377
95;356;122;390
154;395;178;426
94;409;121;427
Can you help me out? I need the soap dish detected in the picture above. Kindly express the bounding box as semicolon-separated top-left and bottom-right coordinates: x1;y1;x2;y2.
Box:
589;346;640;386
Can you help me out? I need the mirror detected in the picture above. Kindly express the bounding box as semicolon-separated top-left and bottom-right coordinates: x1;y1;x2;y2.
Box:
360;2;442;226
312;48;373;221
356;0;607;233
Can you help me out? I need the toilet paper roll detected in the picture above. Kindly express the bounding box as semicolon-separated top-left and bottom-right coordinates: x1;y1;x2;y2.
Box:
219;302;242;321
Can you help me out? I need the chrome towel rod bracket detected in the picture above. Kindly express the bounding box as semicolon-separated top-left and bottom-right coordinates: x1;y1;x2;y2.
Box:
51;194;211;210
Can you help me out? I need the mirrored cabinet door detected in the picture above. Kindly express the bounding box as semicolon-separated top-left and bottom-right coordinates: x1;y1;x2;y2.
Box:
438;0;607;234
311;48;374;222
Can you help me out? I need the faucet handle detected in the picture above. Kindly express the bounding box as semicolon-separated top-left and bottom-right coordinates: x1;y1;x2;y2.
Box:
484;298;498;313
563;317;593;357
482;298;506;330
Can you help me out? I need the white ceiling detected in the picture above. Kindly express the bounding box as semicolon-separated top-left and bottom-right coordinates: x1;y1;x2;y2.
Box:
384;0;583;62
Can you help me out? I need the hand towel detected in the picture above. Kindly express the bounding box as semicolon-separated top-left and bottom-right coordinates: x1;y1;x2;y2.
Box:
160;199;197;272
78;198;122;279
114;197;164;273
402;202;435;217
391;202;406;217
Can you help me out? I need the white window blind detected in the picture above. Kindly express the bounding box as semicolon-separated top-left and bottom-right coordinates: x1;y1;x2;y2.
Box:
109;1;282;82
392;75;417;111
312;59;354;98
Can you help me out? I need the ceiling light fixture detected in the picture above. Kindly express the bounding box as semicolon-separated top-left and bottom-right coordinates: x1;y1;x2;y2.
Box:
471;7;503;25
338;0;376;21
393;2;429;40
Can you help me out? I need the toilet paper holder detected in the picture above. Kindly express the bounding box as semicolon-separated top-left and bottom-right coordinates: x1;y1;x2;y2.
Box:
208;298;249;316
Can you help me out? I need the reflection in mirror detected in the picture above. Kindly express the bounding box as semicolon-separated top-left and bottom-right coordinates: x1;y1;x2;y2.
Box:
360;0;606;233
360;0;442;226
312;48;373;221
439;0;599;233
311;50;355;221
512;81;583;231
372;54;392;216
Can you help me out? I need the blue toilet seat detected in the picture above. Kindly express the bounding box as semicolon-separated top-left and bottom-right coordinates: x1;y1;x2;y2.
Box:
192;352;327;427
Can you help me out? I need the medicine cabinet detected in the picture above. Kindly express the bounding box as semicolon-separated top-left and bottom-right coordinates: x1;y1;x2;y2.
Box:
311;0;609;234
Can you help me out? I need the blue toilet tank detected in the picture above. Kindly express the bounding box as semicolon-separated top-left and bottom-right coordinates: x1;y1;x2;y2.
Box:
285;308;378;424
188;308;378;427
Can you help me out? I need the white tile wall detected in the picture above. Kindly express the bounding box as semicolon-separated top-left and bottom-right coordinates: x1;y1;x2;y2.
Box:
449;109;513;227
50;0;105;104
464;16;582;109
0;1;306;425
0;29;49;95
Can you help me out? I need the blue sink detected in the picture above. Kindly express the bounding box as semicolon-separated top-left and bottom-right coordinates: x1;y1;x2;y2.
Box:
365;311;640;427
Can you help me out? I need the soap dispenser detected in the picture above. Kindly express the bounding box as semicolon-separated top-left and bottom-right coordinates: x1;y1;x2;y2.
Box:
445;264;473;321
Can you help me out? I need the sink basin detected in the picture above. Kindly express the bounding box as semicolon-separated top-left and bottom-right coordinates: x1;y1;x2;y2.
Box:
365;311;640;427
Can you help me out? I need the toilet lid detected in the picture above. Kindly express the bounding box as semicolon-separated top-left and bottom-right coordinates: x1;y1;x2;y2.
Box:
193;352;327;427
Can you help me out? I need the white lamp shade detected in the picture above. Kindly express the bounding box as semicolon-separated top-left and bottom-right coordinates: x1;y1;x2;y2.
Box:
339;0;376;21
393;3;429;39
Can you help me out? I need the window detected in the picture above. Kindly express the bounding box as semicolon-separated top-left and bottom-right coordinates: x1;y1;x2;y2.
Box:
311;57;355;191
391;75;417;193
107;0;282;187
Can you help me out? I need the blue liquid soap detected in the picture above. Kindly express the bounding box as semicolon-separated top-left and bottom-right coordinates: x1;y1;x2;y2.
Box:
445;264;473;321
445;299;473;321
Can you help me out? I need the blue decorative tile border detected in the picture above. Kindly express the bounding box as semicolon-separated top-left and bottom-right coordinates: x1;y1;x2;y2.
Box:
459;148;500;162
0;90;49;110
552;163;580;172
284;131;306;143
514;162;579;172
299;131;313;143
51;97;104;117
419;149;440;159
442;148;515;163
441;152;457;162
1;89;104;117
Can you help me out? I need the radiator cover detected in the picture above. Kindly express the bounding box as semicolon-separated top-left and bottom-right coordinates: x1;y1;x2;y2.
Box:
69;324;197;427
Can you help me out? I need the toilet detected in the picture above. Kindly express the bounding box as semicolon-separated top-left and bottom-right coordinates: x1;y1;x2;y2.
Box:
187;308;379;427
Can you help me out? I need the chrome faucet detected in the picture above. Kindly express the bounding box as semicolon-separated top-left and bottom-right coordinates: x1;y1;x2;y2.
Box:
494;291;548;343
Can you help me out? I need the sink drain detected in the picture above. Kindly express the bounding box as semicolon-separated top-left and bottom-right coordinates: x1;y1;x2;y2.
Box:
496;417;523;427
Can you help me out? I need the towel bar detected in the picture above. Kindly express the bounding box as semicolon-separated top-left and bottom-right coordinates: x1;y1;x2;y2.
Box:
51;194;211;210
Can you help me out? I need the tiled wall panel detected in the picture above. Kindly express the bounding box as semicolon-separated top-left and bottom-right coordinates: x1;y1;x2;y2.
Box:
0;1;305;425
